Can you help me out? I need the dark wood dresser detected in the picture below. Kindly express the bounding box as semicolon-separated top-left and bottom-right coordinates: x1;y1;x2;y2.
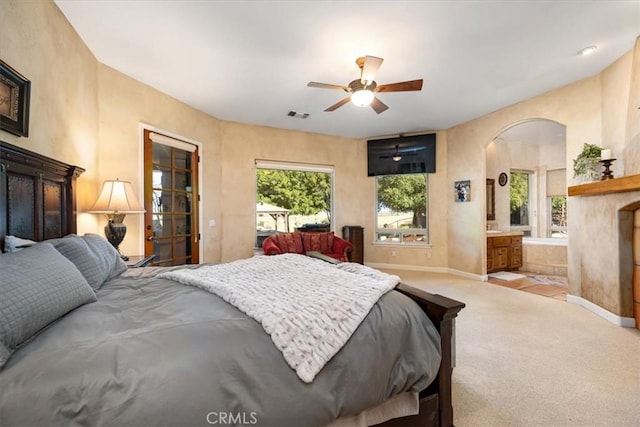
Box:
342;225;364;264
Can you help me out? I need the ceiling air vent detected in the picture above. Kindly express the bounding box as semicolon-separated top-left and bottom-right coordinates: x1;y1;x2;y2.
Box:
287;111;310;119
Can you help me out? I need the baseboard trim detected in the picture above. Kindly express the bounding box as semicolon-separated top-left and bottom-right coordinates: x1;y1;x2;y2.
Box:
366;262;448;274
447;268;486;281
365;263;486;282
566;295;635;327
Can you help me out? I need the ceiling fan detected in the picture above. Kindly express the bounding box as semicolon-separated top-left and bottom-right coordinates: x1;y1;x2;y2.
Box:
307;56;423;114
379;144;417;162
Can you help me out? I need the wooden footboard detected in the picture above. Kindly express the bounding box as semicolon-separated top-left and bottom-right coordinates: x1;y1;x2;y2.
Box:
391;283;465;427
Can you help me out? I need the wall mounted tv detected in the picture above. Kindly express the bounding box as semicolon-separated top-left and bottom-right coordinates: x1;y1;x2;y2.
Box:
367;133;436;176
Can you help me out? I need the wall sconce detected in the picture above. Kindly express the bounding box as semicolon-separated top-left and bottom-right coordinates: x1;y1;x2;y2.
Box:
88;179;145;260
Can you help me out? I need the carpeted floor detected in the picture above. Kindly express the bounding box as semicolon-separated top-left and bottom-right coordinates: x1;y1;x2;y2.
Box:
381;269;640;427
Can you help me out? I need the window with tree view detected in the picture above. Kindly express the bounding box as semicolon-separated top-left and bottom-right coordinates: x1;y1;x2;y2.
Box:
510;171;531;235
375;174;428;244
256;166;333;248
549;196;567;237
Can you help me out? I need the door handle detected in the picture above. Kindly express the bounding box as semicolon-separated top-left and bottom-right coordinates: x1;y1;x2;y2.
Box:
146;236;154;241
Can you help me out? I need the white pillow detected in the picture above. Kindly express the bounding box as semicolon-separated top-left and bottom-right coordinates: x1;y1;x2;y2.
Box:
4;235;37;253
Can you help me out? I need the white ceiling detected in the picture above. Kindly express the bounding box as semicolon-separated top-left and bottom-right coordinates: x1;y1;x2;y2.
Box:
54;0;640;139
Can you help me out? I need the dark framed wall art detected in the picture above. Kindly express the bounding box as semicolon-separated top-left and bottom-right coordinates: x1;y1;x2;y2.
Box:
0;60;31;137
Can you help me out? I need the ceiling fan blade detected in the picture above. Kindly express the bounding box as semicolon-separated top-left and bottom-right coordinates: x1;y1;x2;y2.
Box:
375;79;423;93
370;97;389;114
360;55;384;85
324;96;351;112
308;82;350;92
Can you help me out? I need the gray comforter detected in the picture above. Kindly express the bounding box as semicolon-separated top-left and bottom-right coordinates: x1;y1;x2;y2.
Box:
0;267;441;427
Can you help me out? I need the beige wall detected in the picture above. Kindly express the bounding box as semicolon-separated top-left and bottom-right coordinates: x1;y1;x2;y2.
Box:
3;0;639;316
0;0;222;260
219;121;366;262
0;0;99;224
96;65;221;261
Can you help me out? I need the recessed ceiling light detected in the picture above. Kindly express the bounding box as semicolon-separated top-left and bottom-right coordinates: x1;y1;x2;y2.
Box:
578;45;598;56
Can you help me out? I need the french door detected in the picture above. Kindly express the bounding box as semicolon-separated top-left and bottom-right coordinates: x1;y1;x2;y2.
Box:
143;129;199;266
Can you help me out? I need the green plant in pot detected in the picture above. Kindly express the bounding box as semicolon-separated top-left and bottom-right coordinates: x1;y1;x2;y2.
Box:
573;143;602;182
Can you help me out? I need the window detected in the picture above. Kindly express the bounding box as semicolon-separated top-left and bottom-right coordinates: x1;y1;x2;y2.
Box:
510;170;532;235
255;161;333;248
546;168;567;238
375;174;428;244
548;196;567;237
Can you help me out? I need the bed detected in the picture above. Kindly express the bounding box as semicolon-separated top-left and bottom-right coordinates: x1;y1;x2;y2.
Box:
0;141;465;427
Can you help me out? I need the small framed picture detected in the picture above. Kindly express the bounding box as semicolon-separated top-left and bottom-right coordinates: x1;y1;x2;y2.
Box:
454;180;471;203
0;60;31;137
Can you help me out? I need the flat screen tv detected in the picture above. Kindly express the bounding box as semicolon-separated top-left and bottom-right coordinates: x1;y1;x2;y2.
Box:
367;133;436;176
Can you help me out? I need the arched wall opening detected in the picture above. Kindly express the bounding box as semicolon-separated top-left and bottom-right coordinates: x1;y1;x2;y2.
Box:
485;118;568;276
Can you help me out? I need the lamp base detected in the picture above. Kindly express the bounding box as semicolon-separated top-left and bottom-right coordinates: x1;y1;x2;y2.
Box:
104;213;129;260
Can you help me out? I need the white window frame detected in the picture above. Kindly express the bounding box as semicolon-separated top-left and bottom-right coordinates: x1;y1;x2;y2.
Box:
547;195;568;238
373;174;429;246
255;160;335;234
509;169;533;236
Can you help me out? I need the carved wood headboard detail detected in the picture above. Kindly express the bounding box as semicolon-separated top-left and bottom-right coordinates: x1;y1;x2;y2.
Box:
0;141;84;252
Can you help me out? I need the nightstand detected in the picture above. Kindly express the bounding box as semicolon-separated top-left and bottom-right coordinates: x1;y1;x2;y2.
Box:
125;255;155;268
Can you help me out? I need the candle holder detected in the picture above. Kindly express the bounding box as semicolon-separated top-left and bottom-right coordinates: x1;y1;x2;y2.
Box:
599;158;616;180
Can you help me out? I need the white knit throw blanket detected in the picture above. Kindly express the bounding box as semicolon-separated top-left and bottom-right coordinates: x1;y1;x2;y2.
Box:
158;254;399;383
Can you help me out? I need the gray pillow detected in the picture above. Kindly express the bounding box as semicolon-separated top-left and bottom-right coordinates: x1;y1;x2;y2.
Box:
51;234;127;290
0;242;97;369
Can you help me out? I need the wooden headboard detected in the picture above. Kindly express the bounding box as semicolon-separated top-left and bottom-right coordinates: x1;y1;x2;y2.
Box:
0;141;84;252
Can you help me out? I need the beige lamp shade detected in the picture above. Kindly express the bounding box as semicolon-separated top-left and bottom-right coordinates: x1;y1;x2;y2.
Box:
88;179;145;213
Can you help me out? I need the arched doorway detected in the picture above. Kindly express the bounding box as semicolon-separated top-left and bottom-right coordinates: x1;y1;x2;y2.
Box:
485;119;569;297
486;119;567;239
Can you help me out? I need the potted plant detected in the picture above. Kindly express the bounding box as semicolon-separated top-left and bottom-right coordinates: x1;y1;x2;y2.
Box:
573;143;602;182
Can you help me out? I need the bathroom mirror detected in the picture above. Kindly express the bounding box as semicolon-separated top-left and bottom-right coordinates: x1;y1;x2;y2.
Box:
486;178;495;221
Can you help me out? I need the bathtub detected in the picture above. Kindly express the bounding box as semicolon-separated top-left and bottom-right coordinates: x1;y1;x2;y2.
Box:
522;237;567;276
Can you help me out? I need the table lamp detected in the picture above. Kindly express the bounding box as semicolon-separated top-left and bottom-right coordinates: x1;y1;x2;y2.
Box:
88;179;145;260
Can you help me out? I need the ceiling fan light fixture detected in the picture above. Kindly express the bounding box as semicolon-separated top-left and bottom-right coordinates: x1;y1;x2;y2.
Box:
392;154;402;162
350;89;374;107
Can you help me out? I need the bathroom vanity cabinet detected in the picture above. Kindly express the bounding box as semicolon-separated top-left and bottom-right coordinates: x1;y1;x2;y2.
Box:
487;233;523;273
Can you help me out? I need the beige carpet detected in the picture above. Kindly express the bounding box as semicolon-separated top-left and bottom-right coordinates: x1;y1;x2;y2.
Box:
382;269;640;427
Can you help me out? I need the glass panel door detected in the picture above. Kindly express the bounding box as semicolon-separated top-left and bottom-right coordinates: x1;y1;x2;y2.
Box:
144;130;199;266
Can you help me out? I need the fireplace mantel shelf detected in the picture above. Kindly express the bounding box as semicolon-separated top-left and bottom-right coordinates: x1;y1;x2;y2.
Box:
568;174;640;197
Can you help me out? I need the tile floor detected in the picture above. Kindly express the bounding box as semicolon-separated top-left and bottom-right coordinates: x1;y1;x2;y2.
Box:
487;271;568;301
